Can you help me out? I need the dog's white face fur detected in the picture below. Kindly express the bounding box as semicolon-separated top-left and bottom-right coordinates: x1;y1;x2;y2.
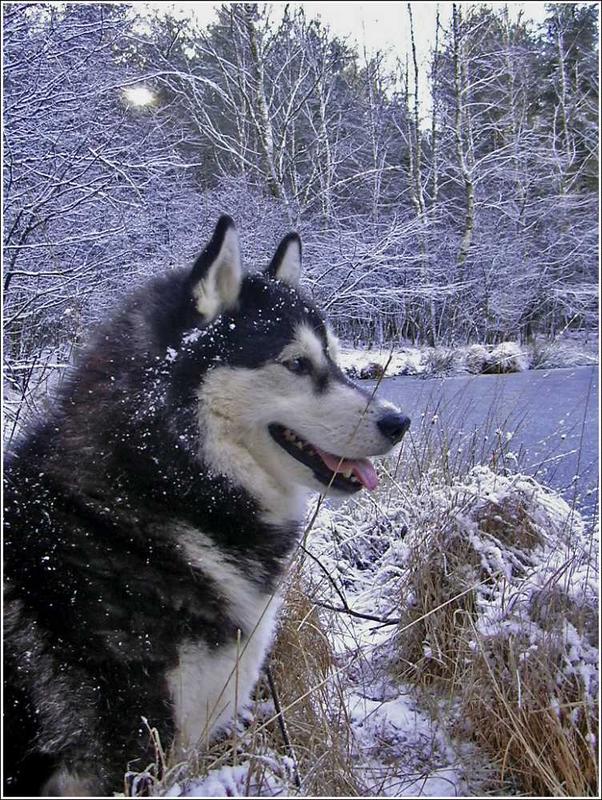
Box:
197;326;399;518
188;221;405;524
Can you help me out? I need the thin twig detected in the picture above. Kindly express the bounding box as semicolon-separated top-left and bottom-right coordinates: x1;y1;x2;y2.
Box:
298;542;349;609
309;598;401;626
298;544;402;625
266;665;302;791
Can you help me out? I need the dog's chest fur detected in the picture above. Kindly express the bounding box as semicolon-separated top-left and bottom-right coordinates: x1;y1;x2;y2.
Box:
167;525;282;751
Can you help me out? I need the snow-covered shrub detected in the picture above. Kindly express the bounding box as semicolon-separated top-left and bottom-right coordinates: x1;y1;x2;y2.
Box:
488;341;530;372
463;342;530;374
530;338;599;370
359;361;385;379
422;347;457;375
391;467;598;796
464;343;493;374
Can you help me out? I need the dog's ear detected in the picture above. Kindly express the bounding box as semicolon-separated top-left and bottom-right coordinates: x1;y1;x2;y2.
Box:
266;233;301;287
189;215;242;320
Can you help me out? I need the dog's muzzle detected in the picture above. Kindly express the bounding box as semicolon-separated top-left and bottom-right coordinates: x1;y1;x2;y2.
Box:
268;409;411;494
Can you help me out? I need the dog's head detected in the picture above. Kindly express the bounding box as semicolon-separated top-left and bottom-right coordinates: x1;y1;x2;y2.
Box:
169;216;410;506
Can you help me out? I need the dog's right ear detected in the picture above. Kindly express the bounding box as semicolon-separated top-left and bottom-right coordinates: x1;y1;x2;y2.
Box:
188;215;242;321
266;232;301;287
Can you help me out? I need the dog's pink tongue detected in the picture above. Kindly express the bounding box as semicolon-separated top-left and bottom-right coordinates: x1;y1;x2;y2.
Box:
315;448;379;491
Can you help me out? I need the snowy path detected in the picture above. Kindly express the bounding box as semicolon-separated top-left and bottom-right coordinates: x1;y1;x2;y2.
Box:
370;366;599;517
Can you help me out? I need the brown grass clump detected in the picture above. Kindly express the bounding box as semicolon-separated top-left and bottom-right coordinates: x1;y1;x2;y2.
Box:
394;492;541;684
393;475;598;796
269;570;364;796
464;629;598;796
393;521;479;685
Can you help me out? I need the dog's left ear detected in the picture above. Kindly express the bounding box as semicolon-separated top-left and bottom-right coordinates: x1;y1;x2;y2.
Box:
266;233;301;287
189;215;242;321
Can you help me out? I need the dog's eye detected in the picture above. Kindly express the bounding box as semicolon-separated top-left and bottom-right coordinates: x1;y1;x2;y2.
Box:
283;357;313;376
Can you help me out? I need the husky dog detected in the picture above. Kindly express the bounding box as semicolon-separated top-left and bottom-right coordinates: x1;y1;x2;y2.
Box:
3;216;410;796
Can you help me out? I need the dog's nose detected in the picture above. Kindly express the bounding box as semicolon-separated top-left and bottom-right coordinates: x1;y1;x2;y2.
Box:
377;413;411;444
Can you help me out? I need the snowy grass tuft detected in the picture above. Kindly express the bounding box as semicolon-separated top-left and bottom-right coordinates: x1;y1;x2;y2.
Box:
125;682;302;797
390;465;598;795
530;337;599;370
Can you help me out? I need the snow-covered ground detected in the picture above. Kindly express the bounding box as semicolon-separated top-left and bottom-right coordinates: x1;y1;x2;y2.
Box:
153;460;598;798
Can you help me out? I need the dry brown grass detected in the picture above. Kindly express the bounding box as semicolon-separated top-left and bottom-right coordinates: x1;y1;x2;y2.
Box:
392;483;598;797
268;567;364;796
463;630;598;796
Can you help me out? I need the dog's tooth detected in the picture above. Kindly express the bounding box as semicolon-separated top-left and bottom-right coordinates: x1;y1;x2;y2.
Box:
342;469;353;478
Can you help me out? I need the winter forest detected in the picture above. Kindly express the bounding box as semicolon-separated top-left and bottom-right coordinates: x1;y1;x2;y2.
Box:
3;2;599;380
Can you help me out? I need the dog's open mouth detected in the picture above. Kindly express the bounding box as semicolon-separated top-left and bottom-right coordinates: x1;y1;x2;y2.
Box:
268;423;378;493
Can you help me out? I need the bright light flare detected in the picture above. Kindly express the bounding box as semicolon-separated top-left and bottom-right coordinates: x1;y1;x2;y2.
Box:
123;85;156;107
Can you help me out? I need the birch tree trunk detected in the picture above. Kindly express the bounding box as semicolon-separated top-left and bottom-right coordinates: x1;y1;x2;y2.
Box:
407;3;437;345
452;3;475;268
241;5;288;204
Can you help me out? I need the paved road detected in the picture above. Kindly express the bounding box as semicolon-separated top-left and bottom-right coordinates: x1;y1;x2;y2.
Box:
368;366;599;519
